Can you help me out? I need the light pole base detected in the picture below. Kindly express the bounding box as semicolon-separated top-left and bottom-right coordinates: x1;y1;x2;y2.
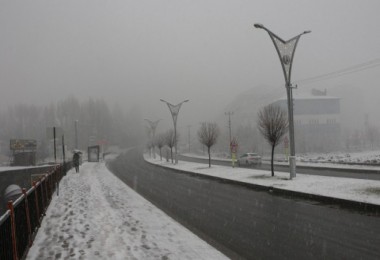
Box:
289;156;296;179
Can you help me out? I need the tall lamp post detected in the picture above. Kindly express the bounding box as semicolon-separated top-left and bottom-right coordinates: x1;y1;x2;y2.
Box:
187;125;191;153
75;120;78;150
144;119;161;158
160;99;189;164
254;23;311;179
225;111;234;158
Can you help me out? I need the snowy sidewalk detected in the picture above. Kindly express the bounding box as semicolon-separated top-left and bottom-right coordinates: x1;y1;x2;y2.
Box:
26;162;227;260
146;155;380;207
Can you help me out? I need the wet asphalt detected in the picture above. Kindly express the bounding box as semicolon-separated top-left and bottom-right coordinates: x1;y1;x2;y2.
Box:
108;148;380;260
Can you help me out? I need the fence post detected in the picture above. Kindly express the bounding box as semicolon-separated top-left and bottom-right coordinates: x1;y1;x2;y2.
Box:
39;178;45;214
50;172;53;196
7;201;19;260
22;189;32;247
57;166;60;196
63;161;67;176
47;173;51;198
32;181;40;226
43;174;49;209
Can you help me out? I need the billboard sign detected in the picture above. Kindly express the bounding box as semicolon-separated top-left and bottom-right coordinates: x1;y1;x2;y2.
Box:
10;139;37;151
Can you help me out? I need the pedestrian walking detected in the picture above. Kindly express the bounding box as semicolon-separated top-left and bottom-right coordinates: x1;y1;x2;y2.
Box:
73;151;80;173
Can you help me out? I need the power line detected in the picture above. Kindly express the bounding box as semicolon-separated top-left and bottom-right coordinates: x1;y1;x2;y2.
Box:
294;58;380;85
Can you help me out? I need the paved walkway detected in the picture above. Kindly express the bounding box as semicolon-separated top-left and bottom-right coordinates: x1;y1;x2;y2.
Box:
26;162;227;260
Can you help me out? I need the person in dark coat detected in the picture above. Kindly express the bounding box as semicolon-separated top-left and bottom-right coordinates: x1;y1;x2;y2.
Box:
73;152;80;173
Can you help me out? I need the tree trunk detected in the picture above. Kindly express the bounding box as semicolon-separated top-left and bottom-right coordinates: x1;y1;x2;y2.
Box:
170;147;173;163
271;144;275;177
208;147;211;168
159;148;162;161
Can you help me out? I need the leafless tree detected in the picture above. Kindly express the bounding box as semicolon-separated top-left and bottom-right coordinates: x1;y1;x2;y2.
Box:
197;122;220;167
164;129;177;163
155;133;166;161
257;104;288;176
146;140;154;158
365;125;380;149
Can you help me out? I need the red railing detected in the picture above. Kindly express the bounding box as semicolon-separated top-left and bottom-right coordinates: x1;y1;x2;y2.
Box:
0;162;72;260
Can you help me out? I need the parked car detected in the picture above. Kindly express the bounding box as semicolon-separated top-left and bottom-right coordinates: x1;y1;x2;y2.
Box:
237;153;262;166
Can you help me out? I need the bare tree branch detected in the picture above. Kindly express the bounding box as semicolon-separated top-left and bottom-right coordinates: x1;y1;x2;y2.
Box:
257;104;288;176
164;129;178;163
155;133;166;160
197;122;220;167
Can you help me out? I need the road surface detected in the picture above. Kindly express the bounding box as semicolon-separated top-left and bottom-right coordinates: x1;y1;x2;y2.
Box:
108;148;380;259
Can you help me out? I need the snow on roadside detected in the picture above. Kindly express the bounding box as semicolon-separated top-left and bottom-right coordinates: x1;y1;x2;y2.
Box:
26;162;227;260
181;152;380;170
297;150;380;164
146;155;380;206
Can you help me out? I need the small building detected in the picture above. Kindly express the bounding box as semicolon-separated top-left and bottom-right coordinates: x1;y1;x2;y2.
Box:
271;90;341;152
88;145;100;162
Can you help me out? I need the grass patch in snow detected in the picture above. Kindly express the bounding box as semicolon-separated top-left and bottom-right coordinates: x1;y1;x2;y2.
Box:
365;187;380;195
248;174;288;181
248;174;270;179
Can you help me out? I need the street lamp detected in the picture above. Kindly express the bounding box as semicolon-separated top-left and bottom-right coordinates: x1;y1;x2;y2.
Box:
254;23;311;179
144;119;161;158
160;99;189;164
75;120;78;150
225;111;234;158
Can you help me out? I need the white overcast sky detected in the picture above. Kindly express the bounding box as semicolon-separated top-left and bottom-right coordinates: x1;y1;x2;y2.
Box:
1;0;380;124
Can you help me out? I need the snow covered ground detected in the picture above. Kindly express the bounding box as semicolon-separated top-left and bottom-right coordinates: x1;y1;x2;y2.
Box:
26;161;227;260
184;150;380;164
25;151;380;260
297;150;380;164
146;155;380;206
182;152;380;171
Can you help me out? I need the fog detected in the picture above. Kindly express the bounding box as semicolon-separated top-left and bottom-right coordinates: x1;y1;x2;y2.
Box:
1;1;380;140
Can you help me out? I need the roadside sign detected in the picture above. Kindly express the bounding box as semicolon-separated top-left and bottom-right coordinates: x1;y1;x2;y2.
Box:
10;139;37;151
284;136;289;149
230;138;238;153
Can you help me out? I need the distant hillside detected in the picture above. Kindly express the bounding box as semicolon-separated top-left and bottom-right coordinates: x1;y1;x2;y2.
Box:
217;84;284;126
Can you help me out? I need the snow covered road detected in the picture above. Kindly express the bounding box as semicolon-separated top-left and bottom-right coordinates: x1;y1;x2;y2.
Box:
26;162;227;260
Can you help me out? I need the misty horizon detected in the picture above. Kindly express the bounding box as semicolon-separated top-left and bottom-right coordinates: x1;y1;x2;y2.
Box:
1;1;380;136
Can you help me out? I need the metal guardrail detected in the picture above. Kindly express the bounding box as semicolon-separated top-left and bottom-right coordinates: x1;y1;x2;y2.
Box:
0;211;13;260
0;161;72;260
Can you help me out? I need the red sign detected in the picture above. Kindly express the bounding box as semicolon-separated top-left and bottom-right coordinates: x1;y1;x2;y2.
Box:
284;136;289;148
230;138;238;153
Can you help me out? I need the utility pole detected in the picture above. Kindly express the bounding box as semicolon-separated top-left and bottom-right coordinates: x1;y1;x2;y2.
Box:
75;120;78;150
187;125;191;153
225;112;233;157
53;127;56;163
62;135;66;163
